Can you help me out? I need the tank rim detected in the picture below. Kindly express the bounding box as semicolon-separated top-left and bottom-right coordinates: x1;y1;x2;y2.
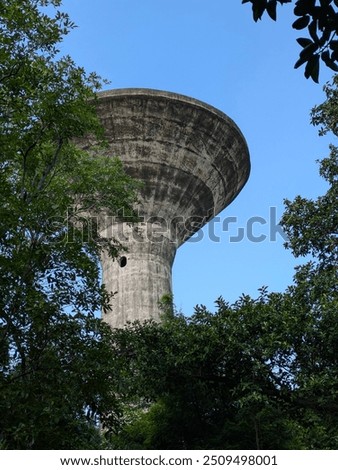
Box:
97;87;249;153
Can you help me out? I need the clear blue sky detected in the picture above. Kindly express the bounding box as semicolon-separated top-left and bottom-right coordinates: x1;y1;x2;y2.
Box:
59;0;333;314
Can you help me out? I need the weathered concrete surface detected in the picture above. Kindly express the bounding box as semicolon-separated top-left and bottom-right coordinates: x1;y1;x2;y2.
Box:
83;89;250;328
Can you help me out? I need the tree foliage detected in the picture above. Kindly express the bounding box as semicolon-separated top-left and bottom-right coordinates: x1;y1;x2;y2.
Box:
109;295;298;449
242;0;338;82
0;0;139;449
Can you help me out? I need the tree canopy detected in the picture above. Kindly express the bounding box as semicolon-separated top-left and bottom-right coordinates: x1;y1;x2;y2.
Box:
0;0;139;449
242;0;338;82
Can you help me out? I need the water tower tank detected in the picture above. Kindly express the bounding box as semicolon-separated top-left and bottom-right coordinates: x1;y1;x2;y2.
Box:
87;89;250;328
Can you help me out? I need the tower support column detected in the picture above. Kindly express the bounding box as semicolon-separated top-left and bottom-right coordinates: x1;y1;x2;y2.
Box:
100;221;176;328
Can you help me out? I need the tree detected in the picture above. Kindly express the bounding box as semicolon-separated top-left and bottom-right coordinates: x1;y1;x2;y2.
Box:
109;295;301;450
0;0;139;449
278;76;338;448
242;0;338;82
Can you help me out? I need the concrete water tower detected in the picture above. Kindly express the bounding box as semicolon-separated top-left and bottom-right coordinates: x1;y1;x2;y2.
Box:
89;89;250;329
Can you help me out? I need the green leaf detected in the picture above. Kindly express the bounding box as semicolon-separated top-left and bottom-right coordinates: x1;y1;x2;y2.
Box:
292;15;311;30
267;0;277;21
308;20;319;43
321;49;331;65
299;41;318;60
252;0;268;22
297;37;313;47
304;54;320;83
319;27;332;47
294;51;311;69
326;57;338;71
294;1;314;17
295;54;309;69
329;40;338;51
